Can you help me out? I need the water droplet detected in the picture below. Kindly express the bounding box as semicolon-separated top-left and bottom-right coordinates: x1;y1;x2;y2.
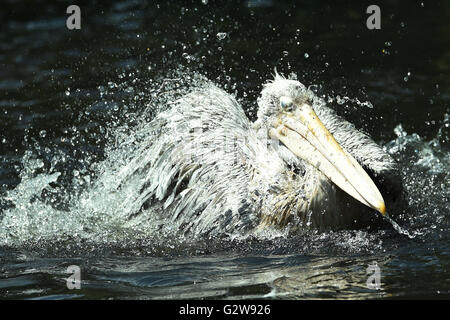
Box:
65;89;70;96
216;32;227;40
201;0;208;4
304;53;309;58
336;95;346;105
39;130;47;138
108;81;117;89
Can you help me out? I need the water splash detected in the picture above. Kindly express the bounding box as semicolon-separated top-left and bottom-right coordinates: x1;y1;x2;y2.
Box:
0;71;447;255
383;117;449;239
384;214;416;239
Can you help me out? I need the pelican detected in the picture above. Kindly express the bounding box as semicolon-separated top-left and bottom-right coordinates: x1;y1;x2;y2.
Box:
116;73;403;237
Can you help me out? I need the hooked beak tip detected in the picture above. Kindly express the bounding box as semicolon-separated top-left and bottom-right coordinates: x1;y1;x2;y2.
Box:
378;202;386;216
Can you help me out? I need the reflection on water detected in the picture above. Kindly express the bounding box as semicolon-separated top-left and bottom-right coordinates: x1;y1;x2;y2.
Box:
0;0;449;299
1;245;446;299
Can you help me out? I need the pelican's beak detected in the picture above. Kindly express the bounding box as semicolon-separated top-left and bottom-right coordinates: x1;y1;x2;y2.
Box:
269;103;386;215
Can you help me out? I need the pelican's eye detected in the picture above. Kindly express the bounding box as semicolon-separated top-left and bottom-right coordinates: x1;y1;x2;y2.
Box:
280;96;294;111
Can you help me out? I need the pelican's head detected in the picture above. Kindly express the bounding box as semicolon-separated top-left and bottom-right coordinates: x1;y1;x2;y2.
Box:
255;73;387;216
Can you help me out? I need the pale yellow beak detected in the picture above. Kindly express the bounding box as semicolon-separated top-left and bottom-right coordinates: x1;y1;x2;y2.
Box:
269;103;386;215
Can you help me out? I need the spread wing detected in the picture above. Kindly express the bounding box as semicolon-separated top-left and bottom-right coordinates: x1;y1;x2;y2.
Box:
112;84;260;236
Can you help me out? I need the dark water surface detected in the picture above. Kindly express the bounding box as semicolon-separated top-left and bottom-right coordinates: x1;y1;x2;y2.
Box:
0;1;449;299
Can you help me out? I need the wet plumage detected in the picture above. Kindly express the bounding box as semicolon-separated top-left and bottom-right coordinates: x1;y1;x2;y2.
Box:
115;74;403;237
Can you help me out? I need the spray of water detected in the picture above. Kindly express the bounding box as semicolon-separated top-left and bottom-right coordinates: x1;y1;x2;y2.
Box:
0;70;447;255
384;214;416;239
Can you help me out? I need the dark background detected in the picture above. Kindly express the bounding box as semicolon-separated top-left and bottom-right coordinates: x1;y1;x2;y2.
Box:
1;1;448;144
0;0;448;300
0;0;448;216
